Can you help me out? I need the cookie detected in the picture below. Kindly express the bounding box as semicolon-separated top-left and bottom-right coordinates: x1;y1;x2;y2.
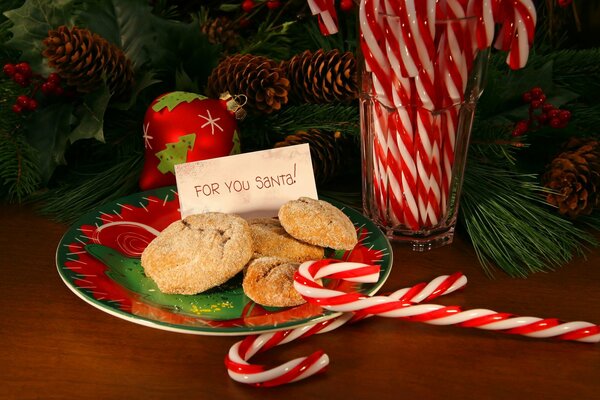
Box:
248;217;324;263
278;197;357;250
141;212;253;295
242;257;305;307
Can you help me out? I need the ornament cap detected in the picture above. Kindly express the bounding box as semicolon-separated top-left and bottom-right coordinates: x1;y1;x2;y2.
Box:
219;92;247;121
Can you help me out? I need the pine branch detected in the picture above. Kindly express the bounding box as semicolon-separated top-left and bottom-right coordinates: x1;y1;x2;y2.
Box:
36;154;143;223
266;103;359;136
0;131;42;202
460;162;597;277
0;75;42;202
529;48;600;101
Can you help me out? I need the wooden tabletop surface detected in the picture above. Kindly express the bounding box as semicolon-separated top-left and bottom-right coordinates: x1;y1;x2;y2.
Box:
1;204;599;399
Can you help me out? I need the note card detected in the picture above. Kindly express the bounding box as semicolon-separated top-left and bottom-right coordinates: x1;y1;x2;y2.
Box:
175;144;318;218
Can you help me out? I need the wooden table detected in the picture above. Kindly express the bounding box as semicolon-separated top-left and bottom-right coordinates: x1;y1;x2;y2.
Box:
1;204;599;399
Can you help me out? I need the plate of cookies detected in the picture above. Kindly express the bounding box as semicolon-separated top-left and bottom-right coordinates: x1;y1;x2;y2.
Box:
56;187;392;335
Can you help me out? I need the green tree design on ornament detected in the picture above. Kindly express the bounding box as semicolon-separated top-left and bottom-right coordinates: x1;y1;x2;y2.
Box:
156;133;196;174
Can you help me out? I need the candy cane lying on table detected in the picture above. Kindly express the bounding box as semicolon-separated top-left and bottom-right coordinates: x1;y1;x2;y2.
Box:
295;260;600;342
227;260;600;388
225;262;467;387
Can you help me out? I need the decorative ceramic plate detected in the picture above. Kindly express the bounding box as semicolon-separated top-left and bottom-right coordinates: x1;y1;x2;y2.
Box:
56;187;392;336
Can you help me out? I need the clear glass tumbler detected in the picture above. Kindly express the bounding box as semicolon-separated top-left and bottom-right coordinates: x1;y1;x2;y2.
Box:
360;14;489;251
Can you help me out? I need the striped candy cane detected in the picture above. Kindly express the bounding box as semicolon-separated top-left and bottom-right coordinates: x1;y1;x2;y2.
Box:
294;261;600;343
226;261;467;387
307;0;339;35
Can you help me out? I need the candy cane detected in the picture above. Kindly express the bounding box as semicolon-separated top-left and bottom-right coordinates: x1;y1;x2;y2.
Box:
294;261;599;343
226;262;468;387
493;0;536;69
307;0;339;35
468;0;495;49
360;0;394;107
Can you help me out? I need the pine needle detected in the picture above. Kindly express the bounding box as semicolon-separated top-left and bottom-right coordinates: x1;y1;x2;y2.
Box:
36;155;143;223
266;103;359;136
0;131;42;202
460;162;597;277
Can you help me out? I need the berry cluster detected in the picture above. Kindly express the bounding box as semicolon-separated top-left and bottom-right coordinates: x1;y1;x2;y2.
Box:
3;61;64;114
242;0;281;12
512;87;572;137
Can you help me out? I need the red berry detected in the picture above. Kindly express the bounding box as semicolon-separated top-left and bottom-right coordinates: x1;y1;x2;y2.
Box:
26;98;38;111
239;17;251;28
11;104;23;114
547;109;560;119
559;112;571;123
242;0;254;12
512;120;530;137
530;99;542;109
16;95;30;108
538;94;547;104
12;72;29;87
542;103;555;113
53;85;64;96
340;0;354;11
3;63;16;76
522;92;532;103
537;113;548;124
530;87;544;99
266;0;281;10
549;117;563;129
559;110;571;122
15;62;32;78
47;72;61;84
41;82;55;95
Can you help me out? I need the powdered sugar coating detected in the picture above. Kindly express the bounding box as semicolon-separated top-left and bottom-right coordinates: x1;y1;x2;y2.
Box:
278;197;357;250
141;212;253;294
248;217;324;262
242;257;305;307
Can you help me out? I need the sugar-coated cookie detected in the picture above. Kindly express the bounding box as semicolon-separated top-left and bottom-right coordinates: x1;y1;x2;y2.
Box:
141;212;253;294
242;257;305;307
248;217;324;262
278;197;357;250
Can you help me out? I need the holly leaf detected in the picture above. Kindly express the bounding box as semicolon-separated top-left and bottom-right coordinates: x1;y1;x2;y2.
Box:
111;69;161;110
3;0;79;74
74;0;158;70
174;67;201;94
149;16;220;90
152;91;207;112
70;83;112;144
478;60;580;124
23;103;75;183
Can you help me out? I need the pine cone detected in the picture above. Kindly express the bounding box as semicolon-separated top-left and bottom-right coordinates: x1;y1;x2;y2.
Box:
201;16;238;52
274;129;348;185
281;49;358;104
42;25;134;98
542;138;600;218
207;54;289;114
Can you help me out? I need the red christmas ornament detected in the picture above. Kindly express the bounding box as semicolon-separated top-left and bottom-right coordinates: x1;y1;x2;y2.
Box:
139;92;241;191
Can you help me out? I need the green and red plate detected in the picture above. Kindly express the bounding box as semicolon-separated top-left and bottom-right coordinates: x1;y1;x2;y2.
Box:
56;187;392;335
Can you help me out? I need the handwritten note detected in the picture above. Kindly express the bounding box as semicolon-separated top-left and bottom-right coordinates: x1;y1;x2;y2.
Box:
175;144;318;218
